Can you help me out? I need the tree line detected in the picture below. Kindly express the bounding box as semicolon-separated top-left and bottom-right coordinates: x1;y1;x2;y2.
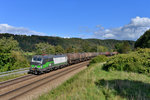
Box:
0;33;135;52
0;33;136;72
0;36;110;72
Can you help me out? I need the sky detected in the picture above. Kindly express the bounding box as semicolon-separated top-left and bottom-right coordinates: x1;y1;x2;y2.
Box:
0;0;150;40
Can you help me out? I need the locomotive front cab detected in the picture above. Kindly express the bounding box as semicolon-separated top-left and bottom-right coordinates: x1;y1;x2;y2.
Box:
29;56;43;74
29;55;54;74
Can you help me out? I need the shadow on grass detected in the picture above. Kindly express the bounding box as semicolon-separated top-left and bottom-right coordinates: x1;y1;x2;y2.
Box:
95;79;150;100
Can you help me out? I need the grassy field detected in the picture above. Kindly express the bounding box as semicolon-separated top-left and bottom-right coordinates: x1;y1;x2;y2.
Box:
0;73;27;82
37;62;150;100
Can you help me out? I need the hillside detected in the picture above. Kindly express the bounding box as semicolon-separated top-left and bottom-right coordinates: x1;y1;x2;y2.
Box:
0;33;135;52
135;30;150;48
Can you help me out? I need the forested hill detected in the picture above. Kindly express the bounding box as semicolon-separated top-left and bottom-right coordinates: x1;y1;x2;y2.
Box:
0;33;135;52
135;30;150;48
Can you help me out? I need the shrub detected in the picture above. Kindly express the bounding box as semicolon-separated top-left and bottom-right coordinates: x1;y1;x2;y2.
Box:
103;48;150;74
11;51;30;70
90;55;108;64
0;37;29;72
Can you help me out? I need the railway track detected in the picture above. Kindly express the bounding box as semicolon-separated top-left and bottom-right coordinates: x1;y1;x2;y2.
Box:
0;61;89;100
0;74;37;89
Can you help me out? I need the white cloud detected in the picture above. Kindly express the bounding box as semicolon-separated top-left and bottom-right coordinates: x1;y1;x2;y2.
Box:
94;16;150;40
103;33;115;38
0;24;46;36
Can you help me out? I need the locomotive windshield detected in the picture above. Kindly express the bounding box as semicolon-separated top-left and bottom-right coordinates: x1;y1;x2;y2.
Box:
33;57;42;61
31;56;43;64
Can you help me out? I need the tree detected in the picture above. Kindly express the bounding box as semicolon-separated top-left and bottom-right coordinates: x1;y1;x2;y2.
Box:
65;46;74;53
0;37;29;72
0;37;20;53
135;30;150;48
115;42;131;53
90;46;97;52
35;42;55;55
81;43;91;52
97;45;108;52
0;37;19;71
122;42;131;53
55;45;65;54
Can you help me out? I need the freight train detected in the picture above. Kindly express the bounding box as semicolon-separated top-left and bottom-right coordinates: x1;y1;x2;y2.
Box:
29;52;117;75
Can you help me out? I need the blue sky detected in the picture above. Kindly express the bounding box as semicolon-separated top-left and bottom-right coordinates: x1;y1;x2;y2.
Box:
0;0;150;40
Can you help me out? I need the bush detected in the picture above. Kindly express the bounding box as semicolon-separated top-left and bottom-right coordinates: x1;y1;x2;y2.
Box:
103;48;150;74
90;55;108;64
0;37;29;72
11;51;30;70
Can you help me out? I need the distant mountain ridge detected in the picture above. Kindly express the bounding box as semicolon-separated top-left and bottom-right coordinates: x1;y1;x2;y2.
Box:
0;33;135;52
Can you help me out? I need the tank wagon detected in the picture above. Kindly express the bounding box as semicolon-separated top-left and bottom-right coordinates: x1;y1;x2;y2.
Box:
67;53;80;64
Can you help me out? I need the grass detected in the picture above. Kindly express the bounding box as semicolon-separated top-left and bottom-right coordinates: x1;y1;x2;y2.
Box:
0;73;27;82
37;62;150;100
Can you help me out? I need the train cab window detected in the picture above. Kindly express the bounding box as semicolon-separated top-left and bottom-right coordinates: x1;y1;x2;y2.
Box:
32;57;43;64
37;58;42;61
33;57;42;61
33;57;37;61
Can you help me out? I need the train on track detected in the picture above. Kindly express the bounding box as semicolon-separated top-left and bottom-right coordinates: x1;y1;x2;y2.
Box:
29;52;118;75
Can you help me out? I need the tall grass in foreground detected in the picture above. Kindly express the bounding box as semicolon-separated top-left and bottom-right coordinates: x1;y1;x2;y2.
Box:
37;63;150;100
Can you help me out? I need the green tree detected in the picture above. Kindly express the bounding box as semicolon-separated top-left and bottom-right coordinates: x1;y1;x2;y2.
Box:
0;37;20;52
66;46;74;53
81;43;91;52
90;46;97;52
115;42;131;53
97;45;108;52
35;42;55;55
55;45;65;54
122;42;131;53
0;37;29;72
10;51;29;70
135;30;150;48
